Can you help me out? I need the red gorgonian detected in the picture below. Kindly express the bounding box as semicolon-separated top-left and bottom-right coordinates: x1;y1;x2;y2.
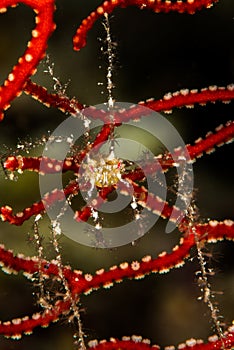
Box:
0;0;234;349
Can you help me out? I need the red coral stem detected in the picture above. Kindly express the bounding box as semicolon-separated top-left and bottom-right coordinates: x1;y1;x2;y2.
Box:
73;0;219;51
0;0;56;120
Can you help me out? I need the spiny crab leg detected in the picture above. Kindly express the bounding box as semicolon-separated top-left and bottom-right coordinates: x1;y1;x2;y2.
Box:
3;117;234;175
3;121;114;173
1;119;233;225
0;121;115;225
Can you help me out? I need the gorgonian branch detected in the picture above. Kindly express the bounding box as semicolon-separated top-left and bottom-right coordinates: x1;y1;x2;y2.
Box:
86;330;234;350
24;79;84;113
23;83;234;120
73;0;220;51
0;0;56;120
0;219;233;338
0;0;233;348
1;119;233;225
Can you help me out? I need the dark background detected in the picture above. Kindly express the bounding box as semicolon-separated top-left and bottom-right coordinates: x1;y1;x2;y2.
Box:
0;1;234;349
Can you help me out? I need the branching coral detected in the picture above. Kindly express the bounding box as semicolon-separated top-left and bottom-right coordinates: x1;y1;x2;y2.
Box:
0;0;233;349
